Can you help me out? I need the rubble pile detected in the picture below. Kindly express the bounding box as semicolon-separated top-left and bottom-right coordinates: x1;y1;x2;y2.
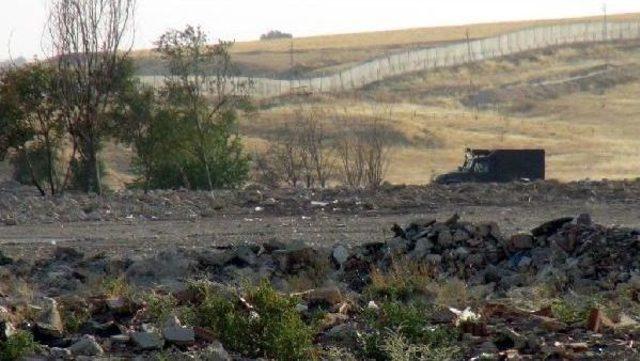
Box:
1;214;640;359
369;213;640;292
1;178;640;225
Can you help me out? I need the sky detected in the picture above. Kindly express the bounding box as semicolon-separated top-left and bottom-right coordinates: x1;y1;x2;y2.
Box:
1;0;640;60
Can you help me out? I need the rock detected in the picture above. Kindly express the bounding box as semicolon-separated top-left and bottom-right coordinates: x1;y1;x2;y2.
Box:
367;301;379;310
200;341;231;361
509;234;534;250
110;334;130;343
332;245;350;267
531;217;573;237
425;254;442;266
131;331;164;350
50;347;72;360
106;297;129;314
437;231;454;247
162;316;195;346
231;245;257;266
575;213;592;226
35;298;64;338
453;229;470;243
305;286;343;307
517;256;532;269
411;238;434;259
83;320;122;337
0;251;13;266
386;236;410;256
68;335;104;356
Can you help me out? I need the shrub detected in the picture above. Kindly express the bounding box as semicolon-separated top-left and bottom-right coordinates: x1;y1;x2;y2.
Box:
0;331;38;361
359;301;460;361
260;30;293;41
365;261;435;302
381;331;461;361
143;292;178;325
195;280;314;360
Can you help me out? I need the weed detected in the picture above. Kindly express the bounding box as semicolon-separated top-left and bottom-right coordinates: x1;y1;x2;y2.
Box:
101;276;131;298
365;261;435;302
143;292;178;326
0;331;38;361
550;294;605;325
59;298;91;334
359;301;460;360
195;280;315;360
382;331;461;361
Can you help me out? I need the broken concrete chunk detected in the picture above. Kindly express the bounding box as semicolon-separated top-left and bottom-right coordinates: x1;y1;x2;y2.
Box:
131;331;164;350
68;335;104;356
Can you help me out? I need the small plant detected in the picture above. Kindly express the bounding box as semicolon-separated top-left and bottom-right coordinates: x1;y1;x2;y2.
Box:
550;295;604;325
101;276;131;298
0;331;38;361
365;261;435;302
359;301;460;360
143;292;179;326
195;280;314;360
59;300;91;334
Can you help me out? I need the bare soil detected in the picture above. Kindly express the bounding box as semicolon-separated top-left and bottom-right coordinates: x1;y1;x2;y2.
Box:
1;180;639;259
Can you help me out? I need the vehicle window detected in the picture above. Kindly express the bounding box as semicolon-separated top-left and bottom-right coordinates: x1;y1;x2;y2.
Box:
474;160;489;173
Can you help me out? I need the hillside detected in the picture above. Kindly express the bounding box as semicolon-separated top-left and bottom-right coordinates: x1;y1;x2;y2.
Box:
242;39;640;184
132;13;640;78
4;16;639;189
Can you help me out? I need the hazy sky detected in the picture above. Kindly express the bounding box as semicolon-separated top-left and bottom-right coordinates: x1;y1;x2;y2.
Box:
2;0;640;60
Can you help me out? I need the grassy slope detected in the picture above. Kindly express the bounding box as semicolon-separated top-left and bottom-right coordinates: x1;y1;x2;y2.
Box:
104;15;640;188
132;13;640;76
245;40;640;184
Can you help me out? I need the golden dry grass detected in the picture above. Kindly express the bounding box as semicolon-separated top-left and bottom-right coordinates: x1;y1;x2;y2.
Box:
132;13;640;75
244;40;640;184
91;19;640;189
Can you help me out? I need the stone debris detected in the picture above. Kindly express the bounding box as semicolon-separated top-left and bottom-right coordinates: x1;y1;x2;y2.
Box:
131;330;165;350
68;335;104;356
2;212;640;359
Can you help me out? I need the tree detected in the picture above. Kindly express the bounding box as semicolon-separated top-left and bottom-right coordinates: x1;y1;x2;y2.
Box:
46;0;137;194
155;25;249;190
0;63;65;195
115;25;250;191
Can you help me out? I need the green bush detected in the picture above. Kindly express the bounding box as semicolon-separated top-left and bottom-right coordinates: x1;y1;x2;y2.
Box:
0;331;38;361
194;280;314;360
359;301;460;361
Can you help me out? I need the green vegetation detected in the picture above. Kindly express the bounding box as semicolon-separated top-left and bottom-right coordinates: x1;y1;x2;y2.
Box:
116;26;250;191
360;301;461;361
192;280;314;360
0;331;38;361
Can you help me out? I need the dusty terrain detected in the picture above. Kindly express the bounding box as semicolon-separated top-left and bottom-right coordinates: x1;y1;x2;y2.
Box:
1;181;640;359
1;180;639;259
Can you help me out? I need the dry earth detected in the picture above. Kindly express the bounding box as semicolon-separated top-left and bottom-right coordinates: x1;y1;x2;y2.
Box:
1;180;639;259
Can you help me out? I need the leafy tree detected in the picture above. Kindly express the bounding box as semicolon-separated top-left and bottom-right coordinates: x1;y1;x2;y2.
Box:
116;25;249;191
0;63;65;195
47;0;137;194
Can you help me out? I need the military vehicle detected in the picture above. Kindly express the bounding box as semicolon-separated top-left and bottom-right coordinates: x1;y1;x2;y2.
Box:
435;149;545;184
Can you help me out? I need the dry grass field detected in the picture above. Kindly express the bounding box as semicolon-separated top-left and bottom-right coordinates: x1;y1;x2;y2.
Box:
241;40;640;185
83;16;640;189
132;13;640;76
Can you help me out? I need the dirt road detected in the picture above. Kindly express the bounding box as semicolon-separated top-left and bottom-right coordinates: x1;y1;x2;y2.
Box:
1;199;638;259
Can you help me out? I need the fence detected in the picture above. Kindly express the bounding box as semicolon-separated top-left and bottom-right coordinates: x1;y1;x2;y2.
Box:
139;21;640;98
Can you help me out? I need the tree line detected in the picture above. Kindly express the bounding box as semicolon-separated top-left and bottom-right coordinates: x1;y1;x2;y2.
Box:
0;0;391;195
0;0;249;195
